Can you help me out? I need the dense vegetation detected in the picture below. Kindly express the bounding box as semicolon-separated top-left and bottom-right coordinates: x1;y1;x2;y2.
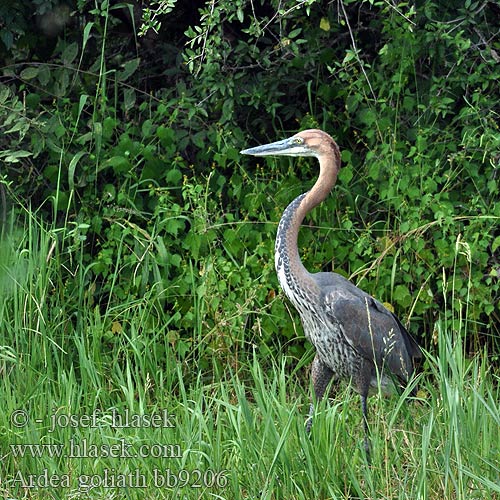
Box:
0;1;499;498
2;0;499;368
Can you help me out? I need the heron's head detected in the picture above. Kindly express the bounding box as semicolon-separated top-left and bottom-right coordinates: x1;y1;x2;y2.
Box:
240;129;338;160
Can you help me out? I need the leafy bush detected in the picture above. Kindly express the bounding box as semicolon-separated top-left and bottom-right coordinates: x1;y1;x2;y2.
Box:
0;0;498;378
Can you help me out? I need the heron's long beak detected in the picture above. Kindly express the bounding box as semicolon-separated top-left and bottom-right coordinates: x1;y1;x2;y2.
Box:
240;137;303;157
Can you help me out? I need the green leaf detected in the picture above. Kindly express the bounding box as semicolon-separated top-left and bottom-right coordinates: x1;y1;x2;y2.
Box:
319;17;330;32
157;126;176;146
166;168;182;185
0;150;32;162
123;88;136;110
394;284;412;308
492;236;500;254
192;132;205;148
68;151;86;192
73;94;89;131
37;65;51;86
0;30;13;49
104;156;131;173
0;86;9;104
339;165;353;185
102;184;116;201
82;22;94;50
165;218;185;236
25;93;40;109
117;58;140;81
62;43;79;65
358;107;377;126
142;119;154;138
20;66;39;80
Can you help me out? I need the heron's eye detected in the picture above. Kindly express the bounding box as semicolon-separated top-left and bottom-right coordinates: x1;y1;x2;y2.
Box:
293;137;303;145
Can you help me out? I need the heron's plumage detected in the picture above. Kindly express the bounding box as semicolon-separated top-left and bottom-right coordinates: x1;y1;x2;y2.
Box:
240;129;421;458
315;272;419;383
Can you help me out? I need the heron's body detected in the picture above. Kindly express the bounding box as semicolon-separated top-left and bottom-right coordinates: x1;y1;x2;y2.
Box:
275;194;363;385
240;129;421;457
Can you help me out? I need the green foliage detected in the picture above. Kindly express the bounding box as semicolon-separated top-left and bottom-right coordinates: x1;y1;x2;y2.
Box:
140;0;178;36
1;0;499;372
1;273;499;499
0;2;500;496
175;0;499;351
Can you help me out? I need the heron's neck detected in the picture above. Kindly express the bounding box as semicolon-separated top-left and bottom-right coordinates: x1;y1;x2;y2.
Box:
275;155;339;298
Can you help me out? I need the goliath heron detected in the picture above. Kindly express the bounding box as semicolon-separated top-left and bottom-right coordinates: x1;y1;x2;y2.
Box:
240;129;421;457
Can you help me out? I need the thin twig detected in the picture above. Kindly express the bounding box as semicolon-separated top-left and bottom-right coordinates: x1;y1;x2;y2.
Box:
339;0;377;102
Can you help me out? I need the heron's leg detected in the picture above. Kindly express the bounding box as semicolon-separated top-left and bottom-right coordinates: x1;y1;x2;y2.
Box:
355;360;372;462
306;354;334;432
360;393;371;463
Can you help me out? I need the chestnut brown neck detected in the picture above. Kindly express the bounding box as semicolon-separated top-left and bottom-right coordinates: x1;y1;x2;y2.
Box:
275;140;341;299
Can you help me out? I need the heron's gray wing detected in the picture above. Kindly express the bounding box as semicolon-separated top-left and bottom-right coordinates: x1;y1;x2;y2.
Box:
320;282;418;382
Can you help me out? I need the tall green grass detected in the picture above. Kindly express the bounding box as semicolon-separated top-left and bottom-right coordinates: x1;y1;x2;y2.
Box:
1;211;499;500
